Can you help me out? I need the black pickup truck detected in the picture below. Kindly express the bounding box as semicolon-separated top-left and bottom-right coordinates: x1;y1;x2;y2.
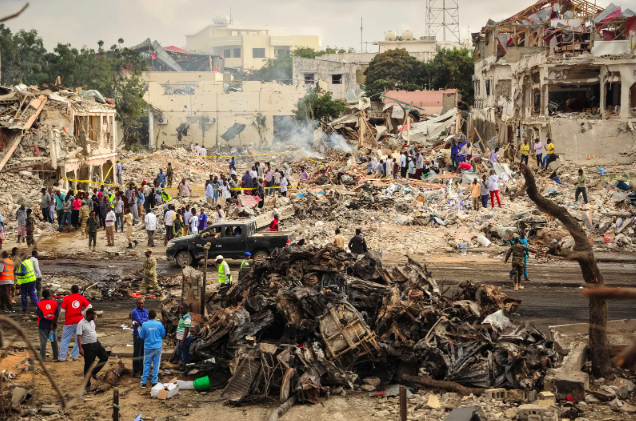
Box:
166;220;293;268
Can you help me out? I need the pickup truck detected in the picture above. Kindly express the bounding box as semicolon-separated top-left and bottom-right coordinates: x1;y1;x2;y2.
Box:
166;220;293;268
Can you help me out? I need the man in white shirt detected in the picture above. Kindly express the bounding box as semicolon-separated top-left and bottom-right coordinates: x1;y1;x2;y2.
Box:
105;207;116;246
400;151;408;178
164;205;176;246
144;212;157;247
205;182;215;205
280;176;289;197
77;308;109;392
199;145;207;158
215;205;225;224
31;250;43;300
487;170;502;208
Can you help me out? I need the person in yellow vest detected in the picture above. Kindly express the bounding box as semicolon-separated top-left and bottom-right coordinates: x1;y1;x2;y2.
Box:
520;139;530;166
15;252;39;312
216;255;232;285
0;251;15;312
240;252;250;270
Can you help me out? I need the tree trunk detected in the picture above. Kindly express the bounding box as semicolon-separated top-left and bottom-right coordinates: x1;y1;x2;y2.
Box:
520;165;611;377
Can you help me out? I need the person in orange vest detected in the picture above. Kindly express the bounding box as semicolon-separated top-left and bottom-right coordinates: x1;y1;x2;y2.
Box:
36;289;59;360
0;251;14;313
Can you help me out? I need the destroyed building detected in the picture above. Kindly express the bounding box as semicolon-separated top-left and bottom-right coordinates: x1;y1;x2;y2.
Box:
471;0;636;165
131;38;225;73
0;85;118;190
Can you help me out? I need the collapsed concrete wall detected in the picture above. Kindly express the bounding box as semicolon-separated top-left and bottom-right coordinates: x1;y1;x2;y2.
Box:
292;57;361;100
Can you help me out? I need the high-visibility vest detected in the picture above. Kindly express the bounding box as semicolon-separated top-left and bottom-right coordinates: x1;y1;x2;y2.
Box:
0;259;14;284
108;194;115;206
240;260;249;269
218;261;232;284
37;299;58;323
17;259;36;285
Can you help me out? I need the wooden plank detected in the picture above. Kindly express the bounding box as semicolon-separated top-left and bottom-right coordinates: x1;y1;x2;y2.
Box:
0;132;24;173
22;95;47;130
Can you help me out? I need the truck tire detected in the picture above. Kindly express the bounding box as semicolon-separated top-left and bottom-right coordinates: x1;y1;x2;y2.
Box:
175;251;193;268
252;250;270;262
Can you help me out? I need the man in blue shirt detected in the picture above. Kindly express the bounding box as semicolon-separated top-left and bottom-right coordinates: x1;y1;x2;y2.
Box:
157;170;167;188
139;309;165;388
130;298;148;378
450;141;460;172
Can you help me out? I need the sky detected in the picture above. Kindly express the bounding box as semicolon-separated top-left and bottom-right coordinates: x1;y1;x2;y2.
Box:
3;0;635;52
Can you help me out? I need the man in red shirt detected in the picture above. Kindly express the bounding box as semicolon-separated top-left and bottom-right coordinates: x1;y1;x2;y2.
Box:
58;285;91;361
36;289;60;360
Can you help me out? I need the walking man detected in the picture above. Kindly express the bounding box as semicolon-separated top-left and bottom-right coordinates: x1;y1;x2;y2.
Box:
144;210;157;247
487;170;502;208
140;249;162;294
87;211;98;251
0;251;15;312
77;308;109;391
575;169;588;204
36;289;59;360
105;206;116;247
176;303;194;376
164;205;176;246
31;250;43;300
58;285;92;361
505;234;537;291
139;309;165;388
15;253;38;312
130;298;148;378
216;255;232;285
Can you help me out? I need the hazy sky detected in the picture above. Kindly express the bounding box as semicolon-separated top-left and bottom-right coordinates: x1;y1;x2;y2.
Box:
3;0;631;52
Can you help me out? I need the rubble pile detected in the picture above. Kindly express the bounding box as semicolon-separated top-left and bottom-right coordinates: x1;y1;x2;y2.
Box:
162;245;559;404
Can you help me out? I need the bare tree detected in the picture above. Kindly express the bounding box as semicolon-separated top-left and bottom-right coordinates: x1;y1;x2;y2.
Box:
520;164;611;377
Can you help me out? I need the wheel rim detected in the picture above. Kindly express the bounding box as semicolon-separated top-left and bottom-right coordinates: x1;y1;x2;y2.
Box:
177;253;190;267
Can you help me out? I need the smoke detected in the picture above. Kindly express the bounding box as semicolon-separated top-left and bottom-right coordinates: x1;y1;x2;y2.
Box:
271;117;354;157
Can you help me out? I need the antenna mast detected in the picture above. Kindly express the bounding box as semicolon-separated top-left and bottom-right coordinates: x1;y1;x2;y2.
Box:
426;0;461;42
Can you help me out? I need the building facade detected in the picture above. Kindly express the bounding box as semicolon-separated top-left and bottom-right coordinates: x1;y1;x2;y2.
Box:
471;0;636;165
186;18;320;71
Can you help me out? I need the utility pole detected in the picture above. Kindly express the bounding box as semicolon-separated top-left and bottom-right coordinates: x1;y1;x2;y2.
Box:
360;17;363;53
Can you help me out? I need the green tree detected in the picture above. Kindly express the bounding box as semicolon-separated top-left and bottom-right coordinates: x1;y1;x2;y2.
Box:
421;47;475;103
0;24;49;85
294;88;346;122
363;49;423;99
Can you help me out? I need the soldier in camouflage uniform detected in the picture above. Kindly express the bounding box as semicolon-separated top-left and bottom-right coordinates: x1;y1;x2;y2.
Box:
139;249;162;295
505;234;537;291
25;209;36;247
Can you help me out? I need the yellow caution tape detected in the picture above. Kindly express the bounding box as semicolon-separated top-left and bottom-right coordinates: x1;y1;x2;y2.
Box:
61;177;287;192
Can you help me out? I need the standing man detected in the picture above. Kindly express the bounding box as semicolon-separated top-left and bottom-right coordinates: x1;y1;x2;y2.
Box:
25;209;36;247
36;289;59;360
416;152;424;178
400;151;407;178
124;210;134;249
15;253;38;312
280;175;289;197
451;141;460;172
41;188;52;224
163;205;176;246
130;298;148;378
241;252;251;269
105;206;116;247
348;228;368;256
542;138;554;170
487;170;502;208
332;228;345;248
199;144;207;158
471;178;482;211
114;195;124;233
520;139;530;166
575;169;588;204
480;175;490;209
140;249;162;294
87;211;98;252
77;308;109;392
139;309;165;388
16;204;27;243
505;234;537;291
58;195;73;233
157;169;167;188
58;285;92;361
198;209;208;232
0;251;15;312
31;250;43;300
214;204;224;224
534;138;543;167
176;303;194;376
216;256;232;285
144;210;157;247
166;163;174;188
205;181;215;205
79;200;91;237
116;161;124;186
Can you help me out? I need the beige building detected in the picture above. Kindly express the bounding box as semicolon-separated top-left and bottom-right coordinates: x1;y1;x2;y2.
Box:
142;71;309;149
186;17;320;71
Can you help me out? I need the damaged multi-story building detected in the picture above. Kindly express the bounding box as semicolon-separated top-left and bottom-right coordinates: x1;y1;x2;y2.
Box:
0;86;118;190
471;0;636;165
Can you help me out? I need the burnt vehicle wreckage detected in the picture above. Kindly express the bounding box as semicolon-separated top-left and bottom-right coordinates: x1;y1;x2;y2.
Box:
161;244;559;406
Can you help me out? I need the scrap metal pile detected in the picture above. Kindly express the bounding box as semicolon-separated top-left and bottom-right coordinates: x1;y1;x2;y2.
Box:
164;245;559;404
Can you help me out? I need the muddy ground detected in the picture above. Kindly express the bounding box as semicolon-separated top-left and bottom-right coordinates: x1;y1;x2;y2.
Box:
1;228;636;420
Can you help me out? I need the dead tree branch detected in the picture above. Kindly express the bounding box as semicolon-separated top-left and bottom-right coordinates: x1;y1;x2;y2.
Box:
520;164;611;377
0;3;29;23
399;374;484;396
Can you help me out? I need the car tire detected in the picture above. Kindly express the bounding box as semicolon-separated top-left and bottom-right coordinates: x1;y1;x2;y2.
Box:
252;250;269;262
175;251;192;268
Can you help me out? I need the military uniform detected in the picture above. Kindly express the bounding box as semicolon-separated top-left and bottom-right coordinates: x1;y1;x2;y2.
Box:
79;205;91;236
166;165;174;188
141;255;161;294
87;216;99;250
505;243;537;290
26;214;36;247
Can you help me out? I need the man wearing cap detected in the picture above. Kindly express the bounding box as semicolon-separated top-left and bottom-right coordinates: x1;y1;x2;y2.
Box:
504;234;538;291
241;252;251;270
216;256;232;285
139;249;162;294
